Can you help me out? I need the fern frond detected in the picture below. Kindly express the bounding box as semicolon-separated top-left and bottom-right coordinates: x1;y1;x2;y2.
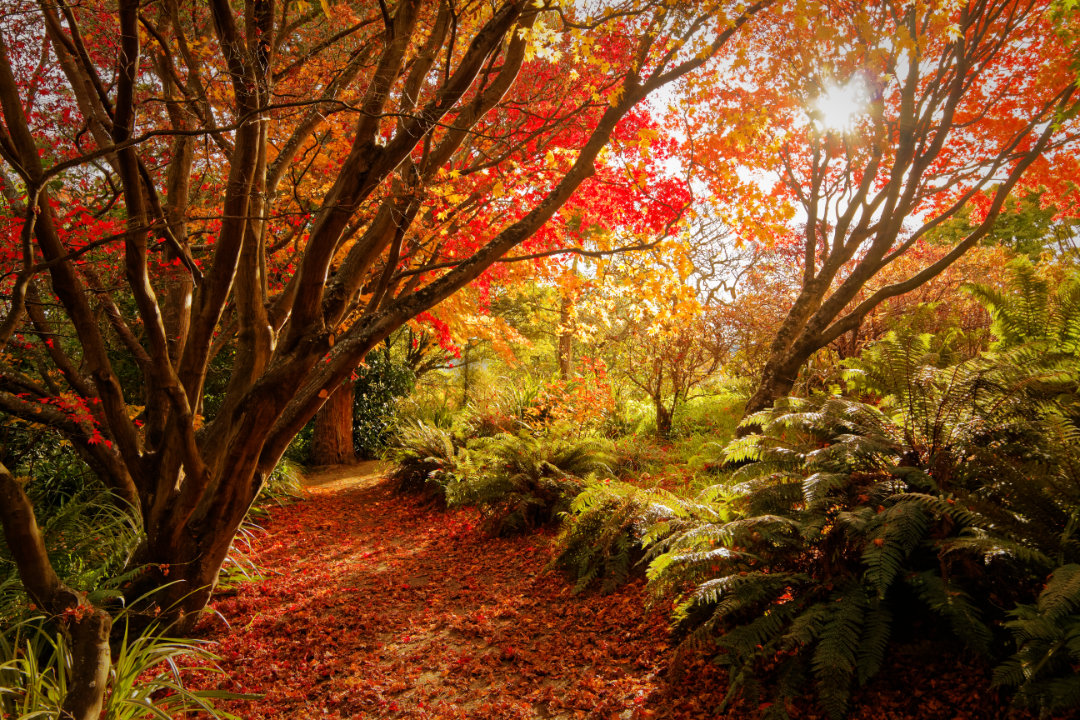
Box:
862;503;931;596
812;585;868;720
905;571;992;654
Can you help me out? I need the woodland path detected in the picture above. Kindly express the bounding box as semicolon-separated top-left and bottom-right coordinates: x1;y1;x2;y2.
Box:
194;465;1029;720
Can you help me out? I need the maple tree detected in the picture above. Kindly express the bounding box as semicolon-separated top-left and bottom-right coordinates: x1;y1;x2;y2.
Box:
689;0;1080;416
580;253;728;437
0;0;775;713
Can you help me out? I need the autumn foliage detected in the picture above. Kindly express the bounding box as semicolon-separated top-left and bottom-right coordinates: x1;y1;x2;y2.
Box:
3;0;1080;718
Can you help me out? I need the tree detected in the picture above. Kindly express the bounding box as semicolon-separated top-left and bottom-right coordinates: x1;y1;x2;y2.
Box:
311;377;356;466
586;254;727;437
0;3;775;709
0;0;773;708
688;0;1080;416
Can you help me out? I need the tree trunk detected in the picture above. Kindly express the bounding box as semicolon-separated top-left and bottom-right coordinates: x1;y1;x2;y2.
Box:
557;293;573;378
311;378;356;465
557;260;576;378
654;397;673;438
460;341;473;407
743;329;825;420
62;610;113;720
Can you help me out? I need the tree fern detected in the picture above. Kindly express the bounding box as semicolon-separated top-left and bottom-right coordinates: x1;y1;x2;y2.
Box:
583;263;1080;716
812;586;868;720
861;503;931;596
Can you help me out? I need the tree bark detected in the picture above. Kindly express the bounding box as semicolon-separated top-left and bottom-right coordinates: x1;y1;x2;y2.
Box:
62;610;114;720
654;397;673;438
557;292;574;378
311;379;356;465
0;463;112;720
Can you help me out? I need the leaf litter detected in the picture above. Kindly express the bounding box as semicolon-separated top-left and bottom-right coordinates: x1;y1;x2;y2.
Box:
192;467;1043;719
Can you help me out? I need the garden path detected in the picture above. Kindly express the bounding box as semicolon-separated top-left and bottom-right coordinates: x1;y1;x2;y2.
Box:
194;465;1027;720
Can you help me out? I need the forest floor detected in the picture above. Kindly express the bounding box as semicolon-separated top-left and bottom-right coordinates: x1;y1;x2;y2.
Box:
193;464;1035;720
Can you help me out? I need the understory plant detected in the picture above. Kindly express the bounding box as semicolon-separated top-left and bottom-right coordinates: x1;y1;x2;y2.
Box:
0;453;296;713
645;302;1080;718
387;421;467;503
0;612;247;719
0;484;141;625
995;563;1080;713
452;432;614;535
553;480;728;593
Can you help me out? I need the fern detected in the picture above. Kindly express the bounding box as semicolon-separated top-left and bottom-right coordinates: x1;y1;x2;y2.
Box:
995;564;1080;714
811;586;868;720
861;503;931;596
552;481;679;593
387;422;466;502
451;432;613;535
557;263;1080;716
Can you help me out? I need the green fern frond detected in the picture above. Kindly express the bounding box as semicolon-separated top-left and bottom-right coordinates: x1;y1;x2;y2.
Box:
905;571;993;654
856;603;892;684
862;503;931;596
812;585;869;720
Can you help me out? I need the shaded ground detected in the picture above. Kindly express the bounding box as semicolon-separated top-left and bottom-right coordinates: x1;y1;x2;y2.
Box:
194;466;1034;720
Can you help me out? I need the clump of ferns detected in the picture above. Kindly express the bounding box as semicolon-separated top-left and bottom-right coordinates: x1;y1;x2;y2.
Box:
645;394;925;720
552;481;720;594
454;432;614;536
646;336;1080;718
388;421;467;503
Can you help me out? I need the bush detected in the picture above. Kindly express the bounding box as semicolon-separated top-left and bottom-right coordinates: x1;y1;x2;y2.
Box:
453;432;614;535
0;485;140;625
388;422;467;503
645;324;1080;718
465;378;543;438
670;385;746;441
282;420;314;465
352;348;415;459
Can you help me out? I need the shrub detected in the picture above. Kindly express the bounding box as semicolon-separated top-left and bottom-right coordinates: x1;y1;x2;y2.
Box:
352;348;416;459
453;432;614;536
387;422;467;503
282;420;314;465
645;318;1080;717
670;385;746;441
0;486;141;624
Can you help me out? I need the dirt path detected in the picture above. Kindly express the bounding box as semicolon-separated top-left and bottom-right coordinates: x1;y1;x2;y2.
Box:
195;466;1026;720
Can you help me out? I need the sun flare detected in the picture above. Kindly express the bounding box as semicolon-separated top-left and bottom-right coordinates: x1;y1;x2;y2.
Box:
814;80;867;132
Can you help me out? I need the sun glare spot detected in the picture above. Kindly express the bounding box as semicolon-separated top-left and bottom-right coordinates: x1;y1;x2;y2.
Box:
814;80;867;132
